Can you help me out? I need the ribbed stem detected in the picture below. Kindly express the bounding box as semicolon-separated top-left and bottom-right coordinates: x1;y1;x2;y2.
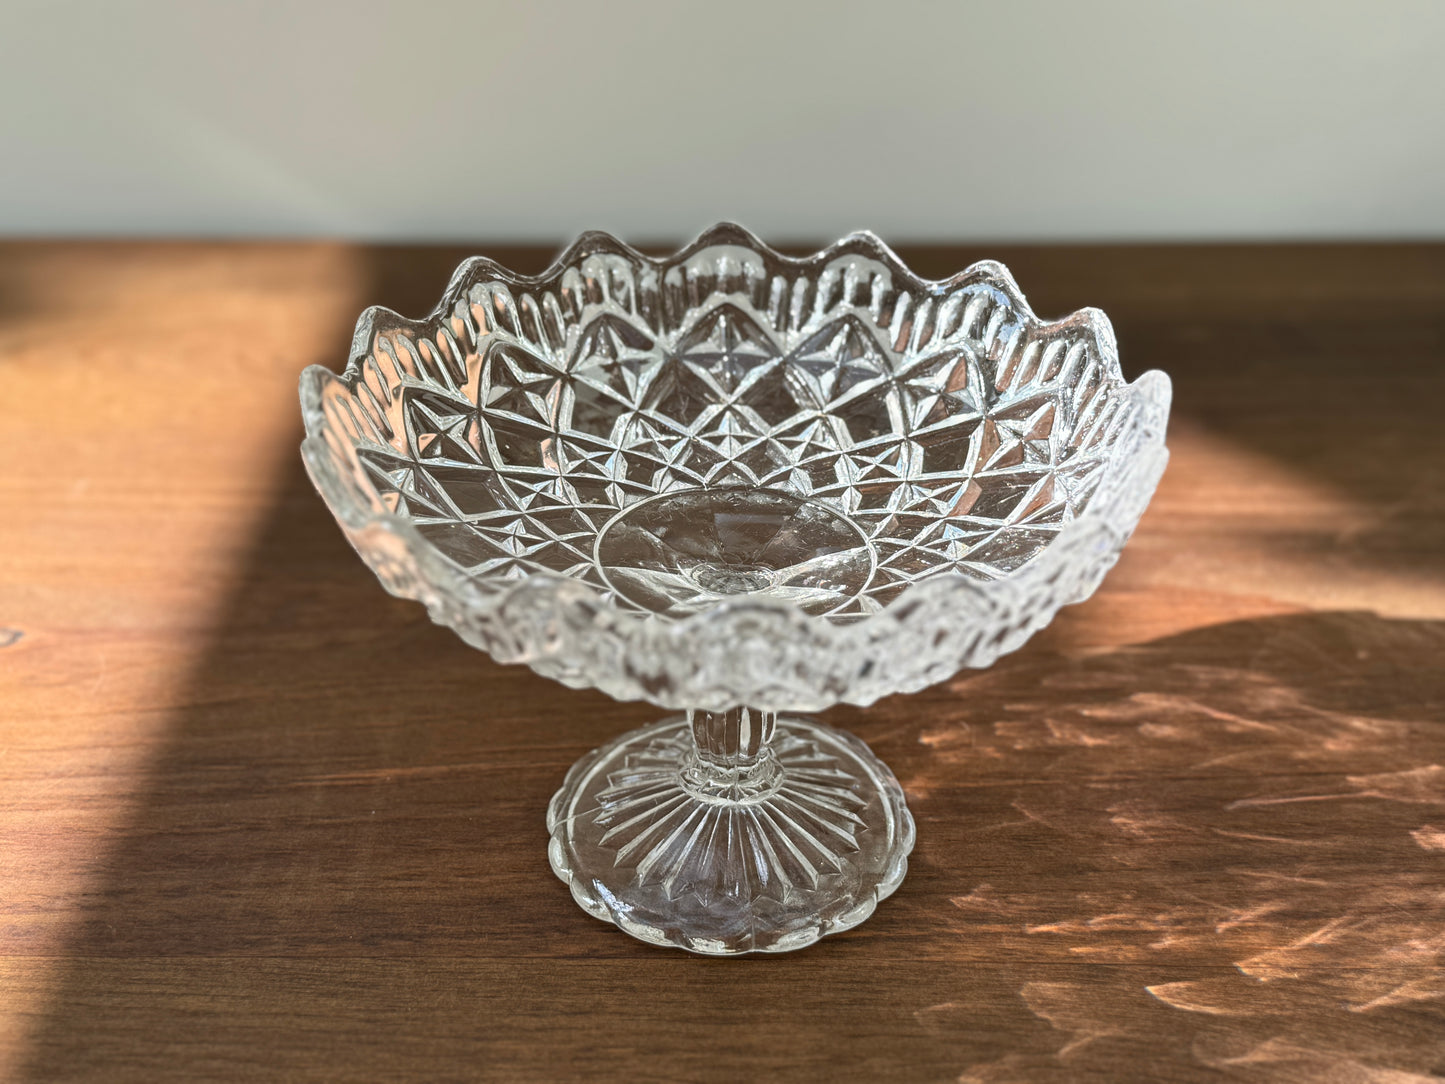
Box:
682;707;781;800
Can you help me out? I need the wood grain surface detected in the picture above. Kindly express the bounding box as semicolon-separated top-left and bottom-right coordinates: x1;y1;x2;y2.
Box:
2;241;1443;1083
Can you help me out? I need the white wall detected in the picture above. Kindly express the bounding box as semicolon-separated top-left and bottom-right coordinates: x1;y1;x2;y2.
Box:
3;0;1443;241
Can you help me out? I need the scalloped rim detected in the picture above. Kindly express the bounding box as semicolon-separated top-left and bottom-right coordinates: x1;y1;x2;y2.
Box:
298;224;1171;704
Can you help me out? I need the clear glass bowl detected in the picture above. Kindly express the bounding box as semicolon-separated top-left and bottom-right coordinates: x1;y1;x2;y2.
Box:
300;225;1170;954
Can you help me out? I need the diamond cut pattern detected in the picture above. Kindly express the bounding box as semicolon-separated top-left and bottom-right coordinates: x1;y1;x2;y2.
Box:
301;227;1170;711
340;245;1151;615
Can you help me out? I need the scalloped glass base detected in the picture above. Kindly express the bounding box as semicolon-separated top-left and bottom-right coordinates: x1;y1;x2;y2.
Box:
547;716;915;955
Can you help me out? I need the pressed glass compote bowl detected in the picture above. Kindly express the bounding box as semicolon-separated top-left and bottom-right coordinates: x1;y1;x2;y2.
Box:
300;225;1171;955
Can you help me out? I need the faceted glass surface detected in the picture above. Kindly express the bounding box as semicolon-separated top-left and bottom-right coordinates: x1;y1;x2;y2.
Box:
300;225;1170;954
546;710;913;954
301;224;1170;714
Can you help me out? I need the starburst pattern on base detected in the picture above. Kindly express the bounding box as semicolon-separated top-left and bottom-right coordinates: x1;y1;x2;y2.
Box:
592;727;868;906
548;716;914;955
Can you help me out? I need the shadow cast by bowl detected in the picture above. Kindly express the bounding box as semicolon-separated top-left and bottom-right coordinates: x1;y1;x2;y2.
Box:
23;587;1445;1081
847;607;1445;1081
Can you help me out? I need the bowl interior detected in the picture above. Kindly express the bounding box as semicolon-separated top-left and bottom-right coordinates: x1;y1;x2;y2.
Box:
320;233;1148;623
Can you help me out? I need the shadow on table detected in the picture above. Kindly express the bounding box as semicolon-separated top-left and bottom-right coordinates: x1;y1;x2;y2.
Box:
851;606;1445;1081
21;244;1445;1082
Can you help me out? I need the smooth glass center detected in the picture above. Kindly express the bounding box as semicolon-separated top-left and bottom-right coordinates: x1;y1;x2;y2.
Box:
594;487;874;620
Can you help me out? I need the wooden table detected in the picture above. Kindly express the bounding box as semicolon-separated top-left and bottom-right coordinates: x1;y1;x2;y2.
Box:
2;242;1443;1083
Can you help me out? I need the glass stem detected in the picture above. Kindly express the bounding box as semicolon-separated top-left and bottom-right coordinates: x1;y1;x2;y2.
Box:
683;707;781;799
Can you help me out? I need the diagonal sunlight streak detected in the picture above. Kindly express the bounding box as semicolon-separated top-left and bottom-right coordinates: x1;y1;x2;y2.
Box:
1036;417;1445;661
0;242;367;1078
